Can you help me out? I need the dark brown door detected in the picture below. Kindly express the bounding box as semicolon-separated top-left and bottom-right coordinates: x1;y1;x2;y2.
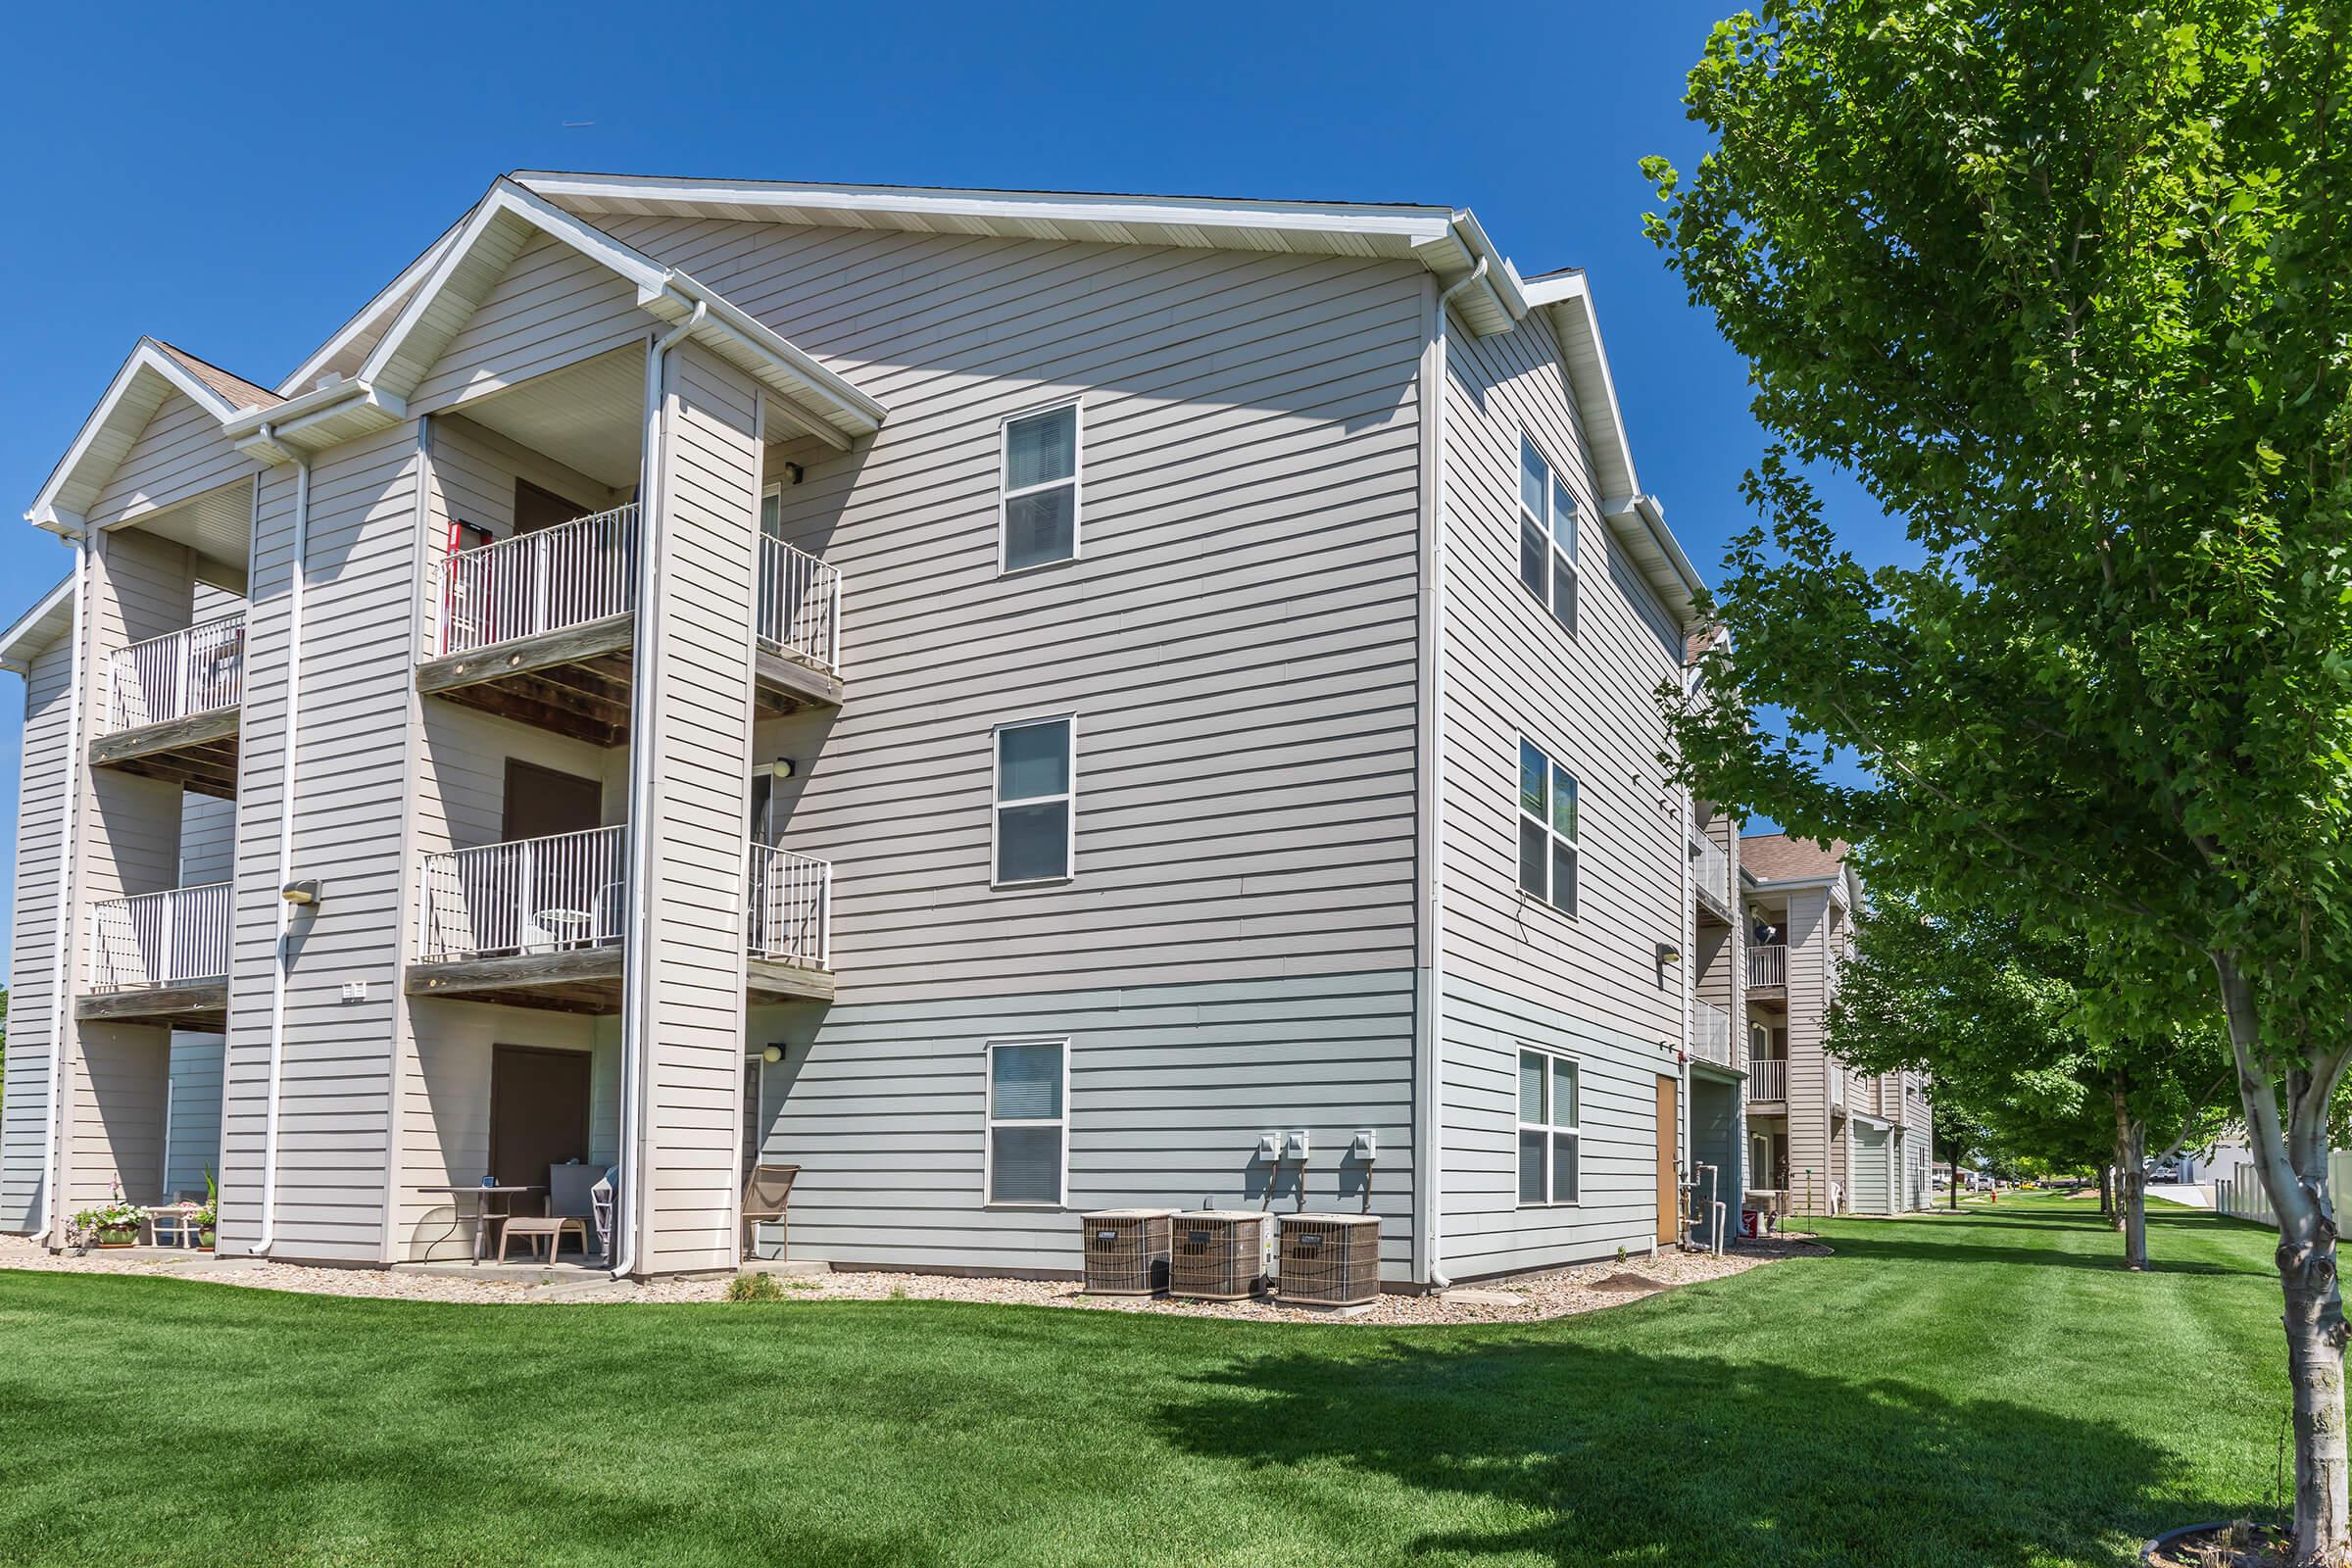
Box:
503;760;602;842
514;477;588;535
489;1045;593;1191
1656;1075;1681;1246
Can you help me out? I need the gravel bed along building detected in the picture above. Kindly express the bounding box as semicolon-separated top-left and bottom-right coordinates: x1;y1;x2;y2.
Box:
0;1231;1826;1322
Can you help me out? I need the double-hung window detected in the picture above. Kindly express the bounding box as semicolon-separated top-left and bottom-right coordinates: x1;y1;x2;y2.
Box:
1001;403;1081;572
1518;435;1579;635
1517;1048;1581;1204
994;716;1075;884
1516;738;1580;916
986;1038;1068;1205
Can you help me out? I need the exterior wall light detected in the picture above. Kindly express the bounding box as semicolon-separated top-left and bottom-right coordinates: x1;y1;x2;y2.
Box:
281;879;322;906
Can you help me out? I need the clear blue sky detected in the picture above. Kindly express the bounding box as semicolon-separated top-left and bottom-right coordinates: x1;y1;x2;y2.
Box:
0;0;1905;964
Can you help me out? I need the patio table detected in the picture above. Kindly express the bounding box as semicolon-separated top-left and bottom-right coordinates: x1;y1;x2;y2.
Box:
418;1185;545;1262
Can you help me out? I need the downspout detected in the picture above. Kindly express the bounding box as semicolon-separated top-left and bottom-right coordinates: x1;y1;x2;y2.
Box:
39;531;88;1247
612;301;705;1281
1680;662;1697;1248
1418;258;1484;1293
252;433;310;1255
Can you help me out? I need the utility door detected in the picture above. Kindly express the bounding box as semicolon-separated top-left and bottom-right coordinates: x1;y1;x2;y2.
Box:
1656;1075;1680;1246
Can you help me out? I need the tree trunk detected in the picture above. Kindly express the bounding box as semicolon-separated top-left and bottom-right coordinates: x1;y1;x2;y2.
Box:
2281;1223;2351;1567
2111;1082;2149;1269
2099;1163;2114;1218
2215;951;2351;1566
1950;1158;1961;1210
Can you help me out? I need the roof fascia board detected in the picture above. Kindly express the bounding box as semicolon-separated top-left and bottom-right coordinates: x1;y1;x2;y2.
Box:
25;339;245;530
274;218;466;397
661;267;886;434
514;172;1461;242
0;573;74;671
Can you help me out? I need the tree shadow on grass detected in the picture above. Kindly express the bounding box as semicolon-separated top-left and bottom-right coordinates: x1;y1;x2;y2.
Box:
1159;1336;2218;1566
1813;1232;2266;1276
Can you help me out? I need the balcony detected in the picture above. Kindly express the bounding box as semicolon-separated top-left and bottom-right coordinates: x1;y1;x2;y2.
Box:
89;612;245;797
1690;834;1732;920
407;826;833;1012
1691;998;1734;1067
1748;942;1788;993
1749;1057;1787;1102
77;882;230;1028
415;506;845;745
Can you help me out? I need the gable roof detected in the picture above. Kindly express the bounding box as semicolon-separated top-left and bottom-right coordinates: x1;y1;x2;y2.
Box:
0;573;74;673
1740;833;1850;885
160;344;283;415
25;338;271;534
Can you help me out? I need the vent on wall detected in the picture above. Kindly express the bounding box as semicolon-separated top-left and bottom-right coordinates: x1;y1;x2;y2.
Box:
1169;1211;1268;1300
1277;1214;1381;1308
1080;1208;1172;1296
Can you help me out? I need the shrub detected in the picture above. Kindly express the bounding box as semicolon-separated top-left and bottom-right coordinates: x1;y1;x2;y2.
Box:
726;1271;785;1302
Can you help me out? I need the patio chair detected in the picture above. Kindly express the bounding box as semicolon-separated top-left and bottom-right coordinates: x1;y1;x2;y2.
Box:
547;1164;602;1258
150;1191;206;1249
743;1163;801;1261
588;1167;617;1264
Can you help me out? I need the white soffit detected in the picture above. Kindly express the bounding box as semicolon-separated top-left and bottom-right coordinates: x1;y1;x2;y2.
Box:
0;573;74;672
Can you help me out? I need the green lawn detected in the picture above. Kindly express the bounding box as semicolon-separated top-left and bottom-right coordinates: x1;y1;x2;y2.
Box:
0;1196;2288;1566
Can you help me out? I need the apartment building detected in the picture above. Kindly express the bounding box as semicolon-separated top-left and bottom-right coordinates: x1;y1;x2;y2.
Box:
1738;834;1933;1215
1;172;1733;1285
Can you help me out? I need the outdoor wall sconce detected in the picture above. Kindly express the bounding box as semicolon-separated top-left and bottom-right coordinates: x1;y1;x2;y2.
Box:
281;878;322;906
1655;941;1683;967
760;1045;784;1064
766;758;796;780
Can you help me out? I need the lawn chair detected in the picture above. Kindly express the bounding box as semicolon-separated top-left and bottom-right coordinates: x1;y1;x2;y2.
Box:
150;1191;206;1249
743;1163;801;1262
547;1164;602;1258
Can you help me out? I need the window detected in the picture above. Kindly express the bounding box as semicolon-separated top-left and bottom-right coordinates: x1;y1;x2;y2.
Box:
987;1039;1067;1205
1517;434;1579;635
1517;1048;1581;1204
1001;403;1081;572
994;716;1075;884
1516;738;1579;915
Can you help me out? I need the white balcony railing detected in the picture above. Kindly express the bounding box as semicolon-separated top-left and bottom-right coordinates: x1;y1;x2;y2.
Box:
1749;1057;1788;1102
418;826;626;962
432;505;639;658
103;613;246;734
748;843;832;969
88;883;231;991
758;536;842;672
1749;942;1788;990
1691;834;1732;915
1691;998;1733;1066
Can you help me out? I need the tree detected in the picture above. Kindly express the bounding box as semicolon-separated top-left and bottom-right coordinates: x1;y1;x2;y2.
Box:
1642;3;2352;1555
1827;890;2229;1264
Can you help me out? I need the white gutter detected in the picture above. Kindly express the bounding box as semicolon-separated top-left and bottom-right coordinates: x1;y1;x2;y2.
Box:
38;529;87;1246
1415;258;1486;1293
611;301;705;1281
251;439;310;1256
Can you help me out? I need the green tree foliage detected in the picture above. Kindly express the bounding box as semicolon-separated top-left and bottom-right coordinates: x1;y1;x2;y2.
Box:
1641;1;2352;1553
1827;891;2230;1257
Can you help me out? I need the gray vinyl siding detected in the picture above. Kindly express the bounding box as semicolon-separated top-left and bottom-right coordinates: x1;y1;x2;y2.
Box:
66;1023;169;1207
1432;302;1687;1274
164;1032;224;1198
84;390;258;531
616;219;1429;1006
1439;974;1668;1277
179;793;236;885
635;343;760;1274
2;629;74;1232
753;969;1419;1278
217;427;421;1262
1775;886;1839;1214
1851;1121;1892;1214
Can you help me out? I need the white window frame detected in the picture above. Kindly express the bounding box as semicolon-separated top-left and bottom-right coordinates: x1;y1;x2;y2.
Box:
991;713;1078;888
998;399;1084;576
1515;734;1580;917
1517;432;1580;634
1516;1046;1582;1207
984;1036;1071;1209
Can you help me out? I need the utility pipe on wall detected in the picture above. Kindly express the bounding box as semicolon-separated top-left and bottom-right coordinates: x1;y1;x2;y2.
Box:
612;301;706;1282
252;437;310;1256
38;530;88;1246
